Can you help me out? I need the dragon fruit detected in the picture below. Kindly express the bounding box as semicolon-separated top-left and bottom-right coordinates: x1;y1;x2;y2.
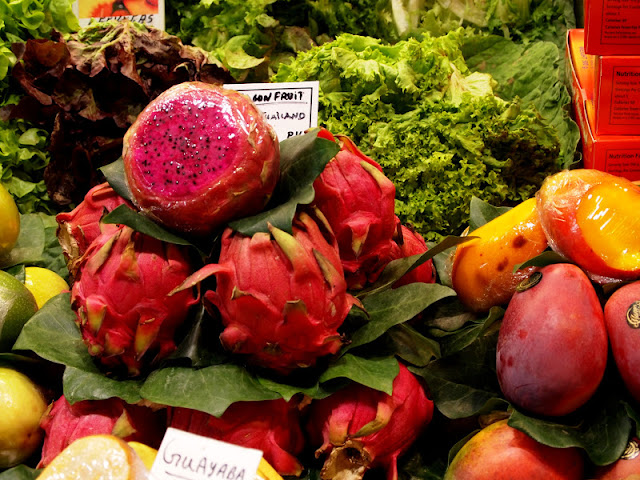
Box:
39;395;166;467
123;81;280;237
307;361;434;480
56;182;130;277
168;399;305;476
392;224;435;287
173;209;358;374
312;129;397;290
71;226;198;376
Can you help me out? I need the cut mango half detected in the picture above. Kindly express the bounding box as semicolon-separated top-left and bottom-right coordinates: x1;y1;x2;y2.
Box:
576;182;640;271
38;435;149;480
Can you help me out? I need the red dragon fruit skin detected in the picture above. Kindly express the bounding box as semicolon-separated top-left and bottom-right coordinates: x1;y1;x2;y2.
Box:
313;129;397;290
39;395;166;467
307;361;434;480
168;399;305;476
172;209;358;374
56;182;130;277
392;224;435;287
123;81;280;237
71;226;198;376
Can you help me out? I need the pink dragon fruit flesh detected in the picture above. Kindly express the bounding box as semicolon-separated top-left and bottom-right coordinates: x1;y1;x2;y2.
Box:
312;129;398;290
307;361;434;480
39;395;166;467
171;209;358;375
71;225;198;376
123;81;280;237
168;399;305;477
56;182;131;278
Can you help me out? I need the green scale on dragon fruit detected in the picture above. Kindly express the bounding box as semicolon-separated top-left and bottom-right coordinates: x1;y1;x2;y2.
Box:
123;82;280;238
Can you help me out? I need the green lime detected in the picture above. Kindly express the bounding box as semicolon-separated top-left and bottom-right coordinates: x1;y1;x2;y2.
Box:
0;271;38;352
0;184;20;257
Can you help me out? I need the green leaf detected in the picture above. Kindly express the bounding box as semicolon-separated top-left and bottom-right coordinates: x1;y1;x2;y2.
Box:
230;129;339;235
358;236;474;298
414;331;507;419
63;366;143;405
344;283;456;355
387;323;441;367
509;395;632;466
140;364;281;417
257;376;330;402
102;205;194;247
436;307;504;357
0;465;40;480
319;354;399;395
513;250;571;272
468;196;511;232
12;293;98;372
100;158;133;203
0;213;66;278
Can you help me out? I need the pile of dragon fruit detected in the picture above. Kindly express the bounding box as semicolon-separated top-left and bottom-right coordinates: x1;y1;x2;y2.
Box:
49;81;438;478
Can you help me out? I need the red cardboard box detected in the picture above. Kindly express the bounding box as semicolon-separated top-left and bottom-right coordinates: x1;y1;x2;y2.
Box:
594;54;640;135
584;0;640;55
567;29;640;180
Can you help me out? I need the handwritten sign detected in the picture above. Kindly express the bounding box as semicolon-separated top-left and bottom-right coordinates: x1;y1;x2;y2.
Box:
72;0;165;31
225;81;320;141
150;428;263;480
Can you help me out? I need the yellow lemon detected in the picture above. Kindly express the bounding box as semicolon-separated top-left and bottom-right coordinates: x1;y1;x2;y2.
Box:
0;184;20;257
127;441;158;470
23;267;70;309
0;270;38;351
0;367;48;468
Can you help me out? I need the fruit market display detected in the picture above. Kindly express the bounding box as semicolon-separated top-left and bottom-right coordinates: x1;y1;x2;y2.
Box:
4;1;640;480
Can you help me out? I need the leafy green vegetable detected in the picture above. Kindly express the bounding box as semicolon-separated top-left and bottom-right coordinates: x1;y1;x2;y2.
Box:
0;120;55;214
4;20;229;207
273;31;571;241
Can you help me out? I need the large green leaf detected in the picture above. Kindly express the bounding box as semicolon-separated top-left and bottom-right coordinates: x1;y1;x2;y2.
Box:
415;331;507;419
0;213;67;280
0;465;40;480
12;293;98;372
318;354;399;395
102;205;194;247
230;129;339;235
509;395;631;466
100;157;133;203
140;364;281;417
468;196;511;232
63;367;144;405
344;283;456;355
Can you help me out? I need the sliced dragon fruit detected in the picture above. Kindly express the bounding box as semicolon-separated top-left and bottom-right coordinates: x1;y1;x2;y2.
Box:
123;81;280;237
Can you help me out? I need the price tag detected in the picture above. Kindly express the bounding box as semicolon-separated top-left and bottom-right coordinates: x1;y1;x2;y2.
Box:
225;81;320;141
149;427;263;480
72;0;165;31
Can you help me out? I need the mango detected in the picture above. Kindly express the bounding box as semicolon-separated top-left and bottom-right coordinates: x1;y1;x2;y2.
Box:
604;281;640;403
444;419;584;479
451;198;548;312
496;263;608;417
536;168;640;284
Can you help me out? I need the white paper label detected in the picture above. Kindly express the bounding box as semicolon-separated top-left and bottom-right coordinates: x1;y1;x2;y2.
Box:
225;81;320;141
149;428;263;480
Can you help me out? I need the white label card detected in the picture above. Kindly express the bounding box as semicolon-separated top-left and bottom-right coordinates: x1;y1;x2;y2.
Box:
150;428;263;480
225;81;320;141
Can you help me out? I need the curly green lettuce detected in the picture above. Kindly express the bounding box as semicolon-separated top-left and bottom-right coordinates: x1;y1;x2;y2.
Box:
273;31;570;241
